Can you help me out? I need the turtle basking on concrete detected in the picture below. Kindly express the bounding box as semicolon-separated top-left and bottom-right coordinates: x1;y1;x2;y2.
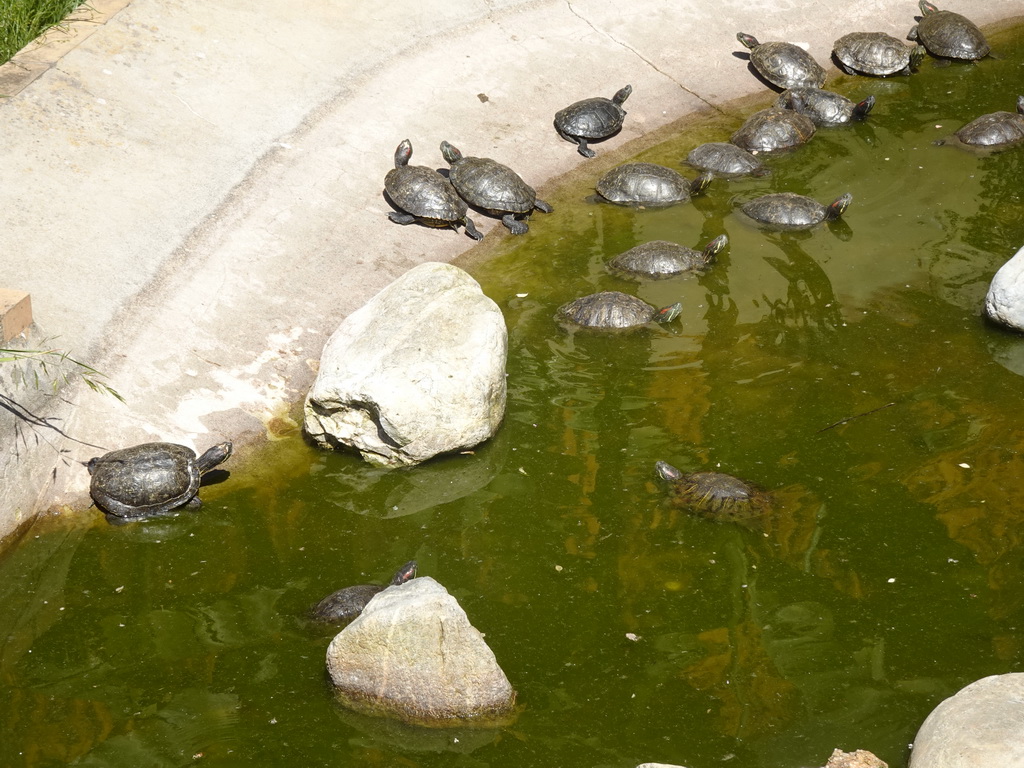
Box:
655;460;773;522
596;163;712;207
439;140;552;234
608;235;728;280
736;32;826;90
310;560;418;624
741;192;852;230
87;441;232;521
908;1;990;61
556;291;681;330
833;32;925;77
554;84;632;158
384;139;482;240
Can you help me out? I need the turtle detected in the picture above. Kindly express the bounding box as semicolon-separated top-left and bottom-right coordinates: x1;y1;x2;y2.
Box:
833;31;926;76
556;291;682;330
87;441;233;520
736;32;827;90
608;235;728;280
596;163;712;207
384;139;482;240
439;141;553;234
685;142;768;177
776;88;875;127
554;84;632;158
908;1;990;61
731;107;816;153
310;560;418;624
741;192;852;230
951;96;1024;148
655;460;773;522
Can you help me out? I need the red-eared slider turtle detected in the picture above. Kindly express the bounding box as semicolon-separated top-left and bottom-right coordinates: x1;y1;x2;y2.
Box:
656;461;772;522
686;142;768;177
908;1;990;61
384;139;482;240
310;561;418;624
596;163;712;207
556;291;681;330
554;84;632;158
439;141;553;235
741;192;852;230
777;88;875;126
736;32;826;90
951;96;1024;148
87;441;233;520
833;32;926;76
731;107;816;153
608;235;728;280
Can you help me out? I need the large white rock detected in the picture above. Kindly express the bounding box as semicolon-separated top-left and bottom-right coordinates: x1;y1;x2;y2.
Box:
909;673;1024;767
985;244;1024;331
326;576;517;726
303;262;507;466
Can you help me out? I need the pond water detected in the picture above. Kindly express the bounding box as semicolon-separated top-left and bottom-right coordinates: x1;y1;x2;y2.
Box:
3;19;1024;768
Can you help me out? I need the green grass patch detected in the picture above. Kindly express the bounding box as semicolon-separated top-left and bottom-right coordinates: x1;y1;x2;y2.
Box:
0;0;84;65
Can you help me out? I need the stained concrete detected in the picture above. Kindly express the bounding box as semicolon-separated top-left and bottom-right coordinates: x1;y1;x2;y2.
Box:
0;0;1021;539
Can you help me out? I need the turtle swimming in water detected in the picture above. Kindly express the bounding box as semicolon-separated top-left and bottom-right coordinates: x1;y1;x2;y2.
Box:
310;560;418;624
608;235;728;280
686;142;768;177
554;84;632;158
948;96;1024;149
740;192;852;230
87;441;233;521
596;163;712;207
556;291;681;330
731;107;816;154
776;87;875;127
655;460;772;522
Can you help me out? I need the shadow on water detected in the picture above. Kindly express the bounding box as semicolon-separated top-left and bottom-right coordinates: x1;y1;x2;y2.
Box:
3;18;1024;768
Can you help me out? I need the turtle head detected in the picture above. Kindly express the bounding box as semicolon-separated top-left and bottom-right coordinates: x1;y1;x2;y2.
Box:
613;84;633;105
919;0;938;16
655;461;683;484
391;560;418;585
909;44;926;71
690;172;713;197
85;456;100;475
1017;95;1024;115
197;441;233;472
853;95;875;120
703;234;729;263
655;302;683;324
439;140;463;165
394;139;413;169
736;32;759;50
827;193;853;220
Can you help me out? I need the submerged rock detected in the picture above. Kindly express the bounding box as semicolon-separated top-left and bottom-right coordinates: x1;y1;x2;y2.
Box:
908;673;1024;766
326;576;516;726
986;244;1024;332
303;262;507;466
826;748;887;768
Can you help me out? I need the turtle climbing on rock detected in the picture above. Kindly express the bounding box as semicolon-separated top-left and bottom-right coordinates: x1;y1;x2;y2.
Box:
87;441;233;521
556;291;682;330
741;192;852;230
736;32;826;90
554;84;632;158
384;139;482;240
596;163;712;207
439;141;553;234
608;235;728;280
310;560;418;624
655;460;773;522
908;1;990;61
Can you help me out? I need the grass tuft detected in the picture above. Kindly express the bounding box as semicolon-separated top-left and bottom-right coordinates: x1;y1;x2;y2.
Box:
0;0;85;65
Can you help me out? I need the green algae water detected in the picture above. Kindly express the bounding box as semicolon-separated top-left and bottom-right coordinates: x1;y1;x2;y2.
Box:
4;21;1024;768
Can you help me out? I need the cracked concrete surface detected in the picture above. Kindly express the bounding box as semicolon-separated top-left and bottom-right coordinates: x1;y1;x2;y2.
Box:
0;0;1021;539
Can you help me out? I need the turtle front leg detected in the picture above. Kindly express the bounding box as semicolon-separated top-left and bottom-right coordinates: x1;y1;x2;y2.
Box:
460;216;484;241
534;199;554;214
502;214;529;235
388;211;417;226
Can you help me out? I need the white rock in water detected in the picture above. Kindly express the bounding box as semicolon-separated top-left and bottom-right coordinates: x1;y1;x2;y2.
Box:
986;244;1024;331
304;262;507;466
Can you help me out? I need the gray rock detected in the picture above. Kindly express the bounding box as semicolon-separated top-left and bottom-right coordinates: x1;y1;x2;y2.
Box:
303;262;507;466
326;576;516;726
909;673;1024;767
986;244;1024;331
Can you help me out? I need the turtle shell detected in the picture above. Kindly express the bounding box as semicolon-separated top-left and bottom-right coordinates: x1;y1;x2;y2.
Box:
911;3;990;60
448;155;537;215
608;236;727;280
88;442;202;519
740;35;827;90
554;85;631;141
777;88;874;126
731;108;816;153
556;291;670;329
596;163;708;207
686;142;767;176
833;32;920;76
656;461;772;522
741;192;851;229
385;163;468;225
954;98;1024;147
310;561;418;623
